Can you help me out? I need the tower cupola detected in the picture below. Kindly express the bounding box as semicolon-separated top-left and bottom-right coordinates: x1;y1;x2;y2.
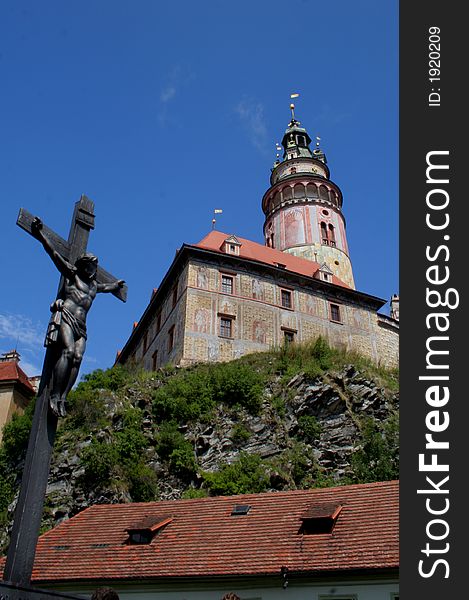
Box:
262;101;355;288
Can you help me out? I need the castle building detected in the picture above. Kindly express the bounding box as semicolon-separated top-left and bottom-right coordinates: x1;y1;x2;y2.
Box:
116;110;398;370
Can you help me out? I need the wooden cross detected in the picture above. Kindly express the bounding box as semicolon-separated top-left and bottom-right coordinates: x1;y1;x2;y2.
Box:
4;195;126;586
17;195;127;303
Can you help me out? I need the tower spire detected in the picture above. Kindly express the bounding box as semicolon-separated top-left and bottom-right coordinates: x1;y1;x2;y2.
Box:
261;102;355;289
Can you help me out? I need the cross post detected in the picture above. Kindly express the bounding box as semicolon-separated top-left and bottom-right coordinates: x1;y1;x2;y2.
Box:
3;195;126;586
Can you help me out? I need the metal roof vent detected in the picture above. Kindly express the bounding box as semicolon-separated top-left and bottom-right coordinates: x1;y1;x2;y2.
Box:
126;514;173;545
299;503;342;534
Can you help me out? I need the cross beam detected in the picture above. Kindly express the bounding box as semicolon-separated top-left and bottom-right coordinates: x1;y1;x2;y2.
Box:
17;198;127;303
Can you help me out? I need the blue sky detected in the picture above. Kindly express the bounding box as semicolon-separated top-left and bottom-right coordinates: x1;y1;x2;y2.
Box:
0;0;398;377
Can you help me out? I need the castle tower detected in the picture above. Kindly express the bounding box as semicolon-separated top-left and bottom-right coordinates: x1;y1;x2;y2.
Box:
262;105;355;288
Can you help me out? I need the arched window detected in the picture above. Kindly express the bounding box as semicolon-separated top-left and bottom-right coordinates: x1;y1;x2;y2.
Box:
328;224;336;247
320;222;328;245
306;183;318;199
319;185;329;201
273;191;281;208
296;135;306;146
283;186;293;201
294;183;304;199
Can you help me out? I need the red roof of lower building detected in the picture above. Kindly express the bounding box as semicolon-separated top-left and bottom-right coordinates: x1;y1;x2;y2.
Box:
16;480;398;584
0;361;35;395
195;230;350;288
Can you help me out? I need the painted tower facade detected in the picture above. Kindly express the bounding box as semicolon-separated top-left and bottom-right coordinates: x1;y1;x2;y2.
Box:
262;112;355;289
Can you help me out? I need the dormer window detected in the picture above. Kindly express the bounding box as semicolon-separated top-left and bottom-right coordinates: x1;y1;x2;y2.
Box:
299;503;342;535
126;515;173;545
314;263;334;284
222;235;241;256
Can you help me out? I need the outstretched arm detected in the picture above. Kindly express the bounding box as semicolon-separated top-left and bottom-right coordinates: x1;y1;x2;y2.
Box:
97;279;126;294
31;217;75;278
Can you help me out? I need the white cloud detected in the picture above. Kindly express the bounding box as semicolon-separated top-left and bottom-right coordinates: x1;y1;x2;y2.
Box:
0;313;44;349
157;65;196;127
16;357;42;377
235;98;269;156
160;85;176;103
0;313;44;376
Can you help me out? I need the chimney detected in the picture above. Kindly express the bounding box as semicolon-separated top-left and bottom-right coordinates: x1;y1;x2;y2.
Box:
390;294;399;321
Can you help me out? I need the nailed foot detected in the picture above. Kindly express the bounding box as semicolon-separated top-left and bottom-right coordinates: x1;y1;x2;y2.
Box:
50;395;67;418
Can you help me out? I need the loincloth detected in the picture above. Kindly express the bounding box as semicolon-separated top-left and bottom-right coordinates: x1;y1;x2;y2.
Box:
45;300;87;347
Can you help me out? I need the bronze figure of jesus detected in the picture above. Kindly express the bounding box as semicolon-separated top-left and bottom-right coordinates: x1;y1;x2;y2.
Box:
31;216;125;417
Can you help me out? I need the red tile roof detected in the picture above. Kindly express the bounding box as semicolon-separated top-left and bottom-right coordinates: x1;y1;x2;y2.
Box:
0;361;35;395
195;231;350;288
17;480;398;584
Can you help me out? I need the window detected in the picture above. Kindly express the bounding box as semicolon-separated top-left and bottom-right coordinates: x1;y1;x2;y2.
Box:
330;303;342;323
168;325;175;352
321;221;328;244
152;350;158;371
172;286;178;308
221;274;234;294
156;312;162;333
281;289;292;309
320;222;337;247
284;330;295;344
220;317;233;338
143;332;148;354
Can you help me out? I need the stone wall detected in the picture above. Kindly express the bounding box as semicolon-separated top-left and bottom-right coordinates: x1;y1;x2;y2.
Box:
134;264;189;370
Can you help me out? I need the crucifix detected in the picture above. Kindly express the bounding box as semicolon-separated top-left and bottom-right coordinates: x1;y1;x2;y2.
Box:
3;195;127;587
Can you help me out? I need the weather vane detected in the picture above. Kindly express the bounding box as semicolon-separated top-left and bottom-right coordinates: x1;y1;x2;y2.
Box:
212;208;223;230
290;92;299;121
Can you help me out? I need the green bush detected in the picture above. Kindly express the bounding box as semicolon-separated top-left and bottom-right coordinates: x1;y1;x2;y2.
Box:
297;415;321;444
0;449;14;513
270;443;316;487
203;452;269;496
81;439;119;485
63;389;107;432
155;422;187;460
275;336;333;379
211;362;265;414
1;399;35;461
351;413;399;482
153;369;215;423
127;463;159;502
181;488;209;499
155;422;197;478
169;445;197;479
230;423;251;445
271;396;286;418
78;366;134;393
